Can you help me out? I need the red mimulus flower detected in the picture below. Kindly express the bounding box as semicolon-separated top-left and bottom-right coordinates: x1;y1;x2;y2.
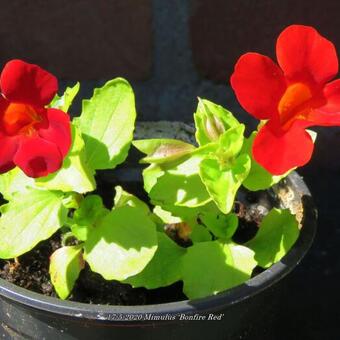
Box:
0;59;71;178
231;25;340;175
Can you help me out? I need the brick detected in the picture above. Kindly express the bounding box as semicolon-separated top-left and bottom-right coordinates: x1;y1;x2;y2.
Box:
0;0;152;80
190;0;340;82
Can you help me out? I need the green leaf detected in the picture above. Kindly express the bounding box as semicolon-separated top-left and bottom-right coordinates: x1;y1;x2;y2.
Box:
73;195;108;225
49;245;84;299
84;206;158;281
114;186;149;215
153;205;182;224
71;195;109;241
62;193;82;209
217;125;245;158
123;232;185;289
149;154;211;208
141;143;217;195
181;241;256;299
36;125;96;193
190;224;212;243
199;154;251;214
150;171;211;208
70;224;90;242
194;98;240;146
246;208;299;268
0;189;67;258
242;132;289;191
133;139;195;164
229;242;258;274
77;78;136;170
142;164;165;193
0;168;36;200
156;199;220;227
49;82;80;112
199;212;238;239
198;126;250;214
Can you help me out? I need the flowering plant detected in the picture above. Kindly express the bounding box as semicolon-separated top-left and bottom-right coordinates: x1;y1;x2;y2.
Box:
0;25;337;301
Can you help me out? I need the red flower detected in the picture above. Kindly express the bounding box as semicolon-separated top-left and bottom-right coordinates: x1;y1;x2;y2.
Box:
0;59;71;178
231;25;340;175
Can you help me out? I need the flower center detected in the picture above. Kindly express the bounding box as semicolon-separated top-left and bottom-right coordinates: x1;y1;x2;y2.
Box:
278;83;313;127
2;103;42;136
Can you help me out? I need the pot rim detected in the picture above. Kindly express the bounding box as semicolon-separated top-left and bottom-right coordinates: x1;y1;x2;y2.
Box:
0;171;317;320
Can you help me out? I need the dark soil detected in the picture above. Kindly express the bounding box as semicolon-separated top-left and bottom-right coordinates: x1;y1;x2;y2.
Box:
232;188;280;244
0;169;280;305
0;232;187;305
0;233;60;297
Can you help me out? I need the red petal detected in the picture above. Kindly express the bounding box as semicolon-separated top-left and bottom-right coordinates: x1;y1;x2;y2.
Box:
13;137;62;178
230;53;286;120
0;59;58;107
0;95;10;135
0;95;9;114
289;79;340;129
0;136;19;173
276;25;338;85
307;79;340;126
253;121;314;175
36;108;71;157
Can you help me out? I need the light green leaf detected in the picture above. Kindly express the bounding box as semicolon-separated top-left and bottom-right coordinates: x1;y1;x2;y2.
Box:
182;241;256;299
84;206;158;281
153;205;182;224
150;171;211;208
49;82;80;112
149;155;211;208
199;212;238;239
156;199;221;227
49;245;84;299
242;132;289;191
62;193;82;209
0;189;67;258
36;125;96;193
228;242;258;277
70;224;90;242
246;208;299;268
192;126;248;213
77;78;136;170
142;164;165;193
73;195;108;225
142;143;217;195
71;195;109;241
0;168;36;200
194;98;240;146
199;154;251;214
217;125;245;158
133;139;195;164
114;186;149;215
124;232;185;289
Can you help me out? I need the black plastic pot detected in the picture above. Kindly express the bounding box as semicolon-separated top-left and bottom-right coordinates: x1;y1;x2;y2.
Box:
0;171;316;340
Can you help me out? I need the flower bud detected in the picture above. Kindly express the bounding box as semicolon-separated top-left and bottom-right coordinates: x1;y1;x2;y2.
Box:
205;115;225;142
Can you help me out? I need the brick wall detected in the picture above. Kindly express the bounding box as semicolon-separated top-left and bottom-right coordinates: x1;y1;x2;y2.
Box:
0;0;152;80
190;0;340;82
0;0;340;130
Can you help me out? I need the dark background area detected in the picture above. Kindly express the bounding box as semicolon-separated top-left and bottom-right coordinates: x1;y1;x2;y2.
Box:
0;0;339;339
